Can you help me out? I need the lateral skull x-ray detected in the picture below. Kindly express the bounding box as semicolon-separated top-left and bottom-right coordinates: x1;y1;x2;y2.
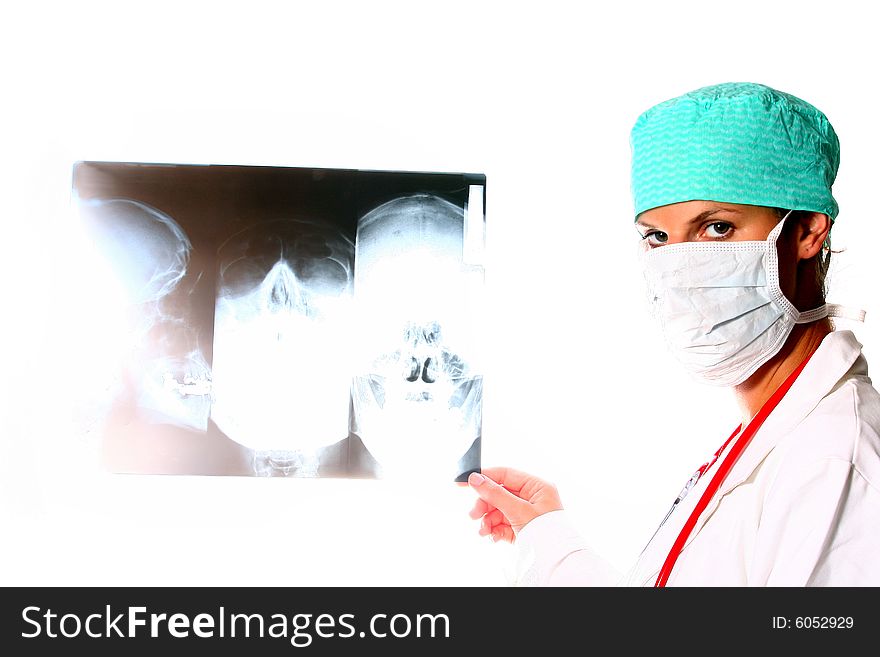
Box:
72;163;485;481
78;197;213;433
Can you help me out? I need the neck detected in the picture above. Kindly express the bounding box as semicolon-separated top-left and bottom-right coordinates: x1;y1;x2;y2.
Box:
733;319;832;425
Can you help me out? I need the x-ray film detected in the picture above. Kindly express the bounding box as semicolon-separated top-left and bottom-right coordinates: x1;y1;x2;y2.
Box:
72;162;486;481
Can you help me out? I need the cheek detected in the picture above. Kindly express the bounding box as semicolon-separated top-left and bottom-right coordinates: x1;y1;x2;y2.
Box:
775;243;800;298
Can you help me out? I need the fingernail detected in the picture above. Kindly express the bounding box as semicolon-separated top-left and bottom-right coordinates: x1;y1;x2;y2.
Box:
468;472;485;487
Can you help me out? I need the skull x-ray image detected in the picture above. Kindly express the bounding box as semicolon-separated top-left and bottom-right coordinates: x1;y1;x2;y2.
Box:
212;218;356;477
72;162;485;481
79;197;212;433
350;195;484;480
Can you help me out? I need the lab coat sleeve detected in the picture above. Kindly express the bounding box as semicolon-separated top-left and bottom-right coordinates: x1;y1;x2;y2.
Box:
513;510;623;586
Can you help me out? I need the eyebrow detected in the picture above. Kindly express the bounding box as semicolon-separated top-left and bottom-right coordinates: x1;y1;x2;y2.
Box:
636;207;741;231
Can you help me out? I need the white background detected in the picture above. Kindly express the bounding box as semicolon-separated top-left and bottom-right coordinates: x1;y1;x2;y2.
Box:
1;0;877;586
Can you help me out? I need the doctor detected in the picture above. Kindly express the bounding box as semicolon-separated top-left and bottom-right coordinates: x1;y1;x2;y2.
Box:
469;82;880;586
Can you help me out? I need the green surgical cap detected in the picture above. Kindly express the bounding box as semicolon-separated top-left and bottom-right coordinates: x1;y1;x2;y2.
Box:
630;82;840;220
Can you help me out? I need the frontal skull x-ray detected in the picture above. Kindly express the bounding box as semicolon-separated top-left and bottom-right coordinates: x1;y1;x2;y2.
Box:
211;219;355;476
71;162;485;480
351;195;484;480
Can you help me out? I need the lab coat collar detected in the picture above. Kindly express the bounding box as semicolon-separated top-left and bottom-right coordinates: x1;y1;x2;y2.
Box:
686;329;865;544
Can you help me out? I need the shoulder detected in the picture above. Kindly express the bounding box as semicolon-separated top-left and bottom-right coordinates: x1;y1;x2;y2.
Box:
763;378;880;585
774;375;880;492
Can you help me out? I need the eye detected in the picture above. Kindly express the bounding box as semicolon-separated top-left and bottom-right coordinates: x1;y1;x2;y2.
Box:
704;221;733;239
641;230;668;247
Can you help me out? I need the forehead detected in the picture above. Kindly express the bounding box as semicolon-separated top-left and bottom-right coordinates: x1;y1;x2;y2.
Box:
636;200;773;229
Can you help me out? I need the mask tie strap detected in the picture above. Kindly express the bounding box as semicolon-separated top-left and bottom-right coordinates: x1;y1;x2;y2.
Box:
794;304;829;324
793;303;866;324
826;304;867;323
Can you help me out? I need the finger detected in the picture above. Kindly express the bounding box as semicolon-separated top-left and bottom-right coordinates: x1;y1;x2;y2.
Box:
481;513;510;537
491;524;516;544
483;509;510;527
468;472;530;518
469;498;490;520
478;467;540;495
484;507;505;528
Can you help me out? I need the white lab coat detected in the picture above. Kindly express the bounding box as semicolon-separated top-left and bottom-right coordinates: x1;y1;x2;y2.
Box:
514;330;880;586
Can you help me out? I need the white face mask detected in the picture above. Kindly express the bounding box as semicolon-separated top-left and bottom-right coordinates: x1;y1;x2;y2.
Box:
641;211;830;386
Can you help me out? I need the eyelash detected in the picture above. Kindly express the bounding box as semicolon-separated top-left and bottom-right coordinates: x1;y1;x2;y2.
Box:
703;221;733;239
639;221;734;245
641;230;666;244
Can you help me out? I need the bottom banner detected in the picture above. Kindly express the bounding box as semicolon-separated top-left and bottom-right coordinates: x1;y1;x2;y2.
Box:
1;586;870;653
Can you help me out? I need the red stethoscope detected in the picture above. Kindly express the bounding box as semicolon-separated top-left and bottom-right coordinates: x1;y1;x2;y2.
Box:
654;348;818;587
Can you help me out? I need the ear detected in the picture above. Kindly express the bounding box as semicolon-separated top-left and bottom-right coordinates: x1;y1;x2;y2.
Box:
796;212;831;261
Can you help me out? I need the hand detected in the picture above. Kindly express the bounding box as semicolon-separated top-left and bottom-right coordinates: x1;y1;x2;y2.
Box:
467;467;563;543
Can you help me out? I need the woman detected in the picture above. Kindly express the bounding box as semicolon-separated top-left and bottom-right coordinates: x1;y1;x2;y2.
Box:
469;82;880;586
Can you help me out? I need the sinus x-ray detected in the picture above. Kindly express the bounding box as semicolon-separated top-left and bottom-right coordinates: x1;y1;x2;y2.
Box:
73;162;486;481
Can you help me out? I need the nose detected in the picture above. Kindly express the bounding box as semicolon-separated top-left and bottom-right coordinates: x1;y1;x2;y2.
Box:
422;357;437;384
403;357;438;384
405;357;420;382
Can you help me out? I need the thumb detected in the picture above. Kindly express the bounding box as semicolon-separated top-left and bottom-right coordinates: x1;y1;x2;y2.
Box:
468;472;530;518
